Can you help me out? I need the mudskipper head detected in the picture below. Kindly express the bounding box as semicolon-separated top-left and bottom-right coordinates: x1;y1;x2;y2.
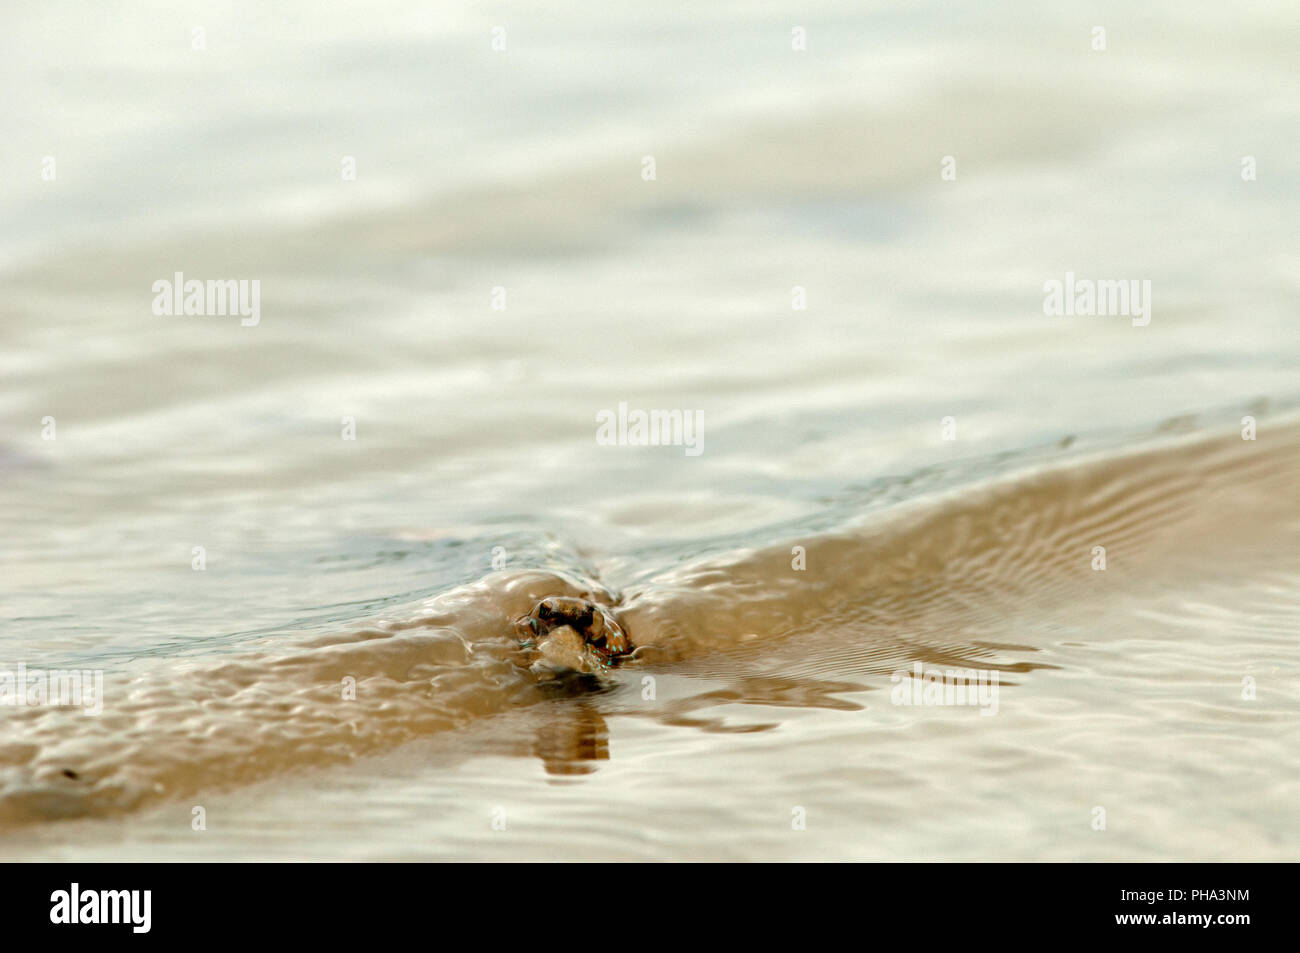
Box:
515;596;634;674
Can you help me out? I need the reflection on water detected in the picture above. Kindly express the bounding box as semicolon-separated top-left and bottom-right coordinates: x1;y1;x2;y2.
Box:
531;703;610;778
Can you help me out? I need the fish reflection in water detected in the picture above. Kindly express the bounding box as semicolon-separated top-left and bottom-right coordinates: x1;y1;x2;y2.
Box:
514;641;1048;776
531;702;610;778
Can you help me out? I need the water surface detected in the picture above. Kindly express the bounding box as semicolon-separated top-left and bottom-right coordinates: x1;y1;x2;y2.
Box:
2;0;1298;860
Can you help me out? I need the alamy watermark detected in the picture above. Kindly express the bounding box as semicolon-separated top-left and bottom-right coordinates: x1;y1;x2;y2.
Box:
596;402;703;456
152;272;260;326
0;663;103;715
1043;272;1151;327
50;883;150;933
891;661;999;715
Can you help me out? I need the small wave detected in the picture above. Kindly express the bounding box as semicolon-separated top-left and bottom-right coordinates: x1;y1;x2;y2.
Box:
2;417;1297;826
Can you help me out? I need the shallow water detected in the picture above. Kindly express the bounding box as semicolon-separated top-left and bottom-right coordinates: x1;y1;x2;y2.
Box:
2;1;1299;859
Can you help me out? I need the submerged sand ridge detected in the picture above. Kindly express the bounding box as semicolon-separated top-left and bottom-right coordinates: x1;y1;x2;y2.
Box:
1;419;1297;827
